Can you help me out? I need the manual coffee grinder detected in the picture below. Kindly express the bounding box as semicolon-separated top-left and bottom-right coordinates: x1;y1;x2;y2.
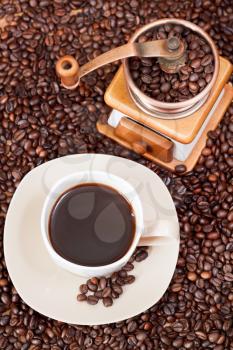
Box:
56;19;233;173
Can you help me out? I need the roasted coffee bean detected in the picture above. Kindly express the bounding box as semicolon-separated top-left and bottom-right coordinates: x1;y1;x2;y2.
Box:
160;82;171;93
102;297;113;307
189;73;199;82
0;279;8;287
135;250;148;262
127;321;137;333
141;74;152;84
112;285;123;295
94;290;103;299
87;296;98;305
136;331;147;342
200;271;211;279
201;54;213;67
0;315;10;326
87;280;98;292
99;277;107;290
125;275;136;284
79;284;88;294
189;82;199;93
175;164;187;174
118;270;127;278
123;262;134;271
90;277;99;285
102;287;112;298
1;293;10;305
77;294;87;302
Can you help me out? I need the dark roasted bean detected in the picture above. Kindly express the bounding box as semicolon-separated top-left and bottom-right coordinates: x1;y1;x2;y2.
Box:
87;296;98;305
77;294;87;302
102;298;113;307
87;280;98;292
160;82;171;93
135;251;148;262
102;287;112;298
79;284;88;294
175;164;187;174
99;277;107;290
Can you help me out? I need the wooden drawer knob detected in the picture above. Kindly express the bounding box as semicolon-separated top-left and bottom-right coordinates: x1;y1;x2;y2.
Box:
114;117;174;162
132;141;148;155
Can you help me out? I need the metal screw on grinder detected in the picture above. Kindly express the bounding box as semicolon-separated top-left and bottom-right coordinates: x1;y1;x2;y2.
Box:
167;37;181;51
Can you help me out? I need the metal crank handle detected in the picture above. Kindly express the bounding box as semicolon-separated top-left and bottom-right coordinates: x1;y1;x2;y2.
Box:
56;37;185;89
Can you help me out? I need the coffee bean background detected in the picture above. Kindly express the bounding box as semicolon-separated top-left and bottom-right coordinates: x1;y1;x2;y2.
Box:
0;0;233;349
129;24;215;102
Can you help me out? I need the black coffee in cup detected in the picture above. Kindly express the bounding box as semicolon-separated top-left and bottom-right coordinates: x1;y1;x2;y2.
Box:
49;183;135;266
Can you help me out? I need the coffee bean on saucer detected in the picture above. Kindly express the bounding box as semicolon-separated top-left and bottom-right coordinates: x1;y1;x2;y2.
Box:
125;275;136;284
118;270;127;278
111;272;118;283
103;297;113;307
102;287;112;298
135;250;148;262
79;284;88;294
123;262;134;271
94;291;103;299
87;296;99;305
112;285;123;295
77;294;87;302
90;277;99;285
87;280;98;292
112;291;120;299
99;277;107;290
116;277;126;286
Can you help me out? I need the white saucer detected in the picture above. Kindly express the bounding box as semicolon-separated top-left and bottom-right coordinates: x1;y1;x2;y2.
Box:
4;154;179;325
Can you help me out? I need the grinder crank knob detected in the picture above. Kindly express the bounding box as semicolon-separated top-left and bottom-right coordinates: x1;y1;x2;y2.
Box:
56;55;80;89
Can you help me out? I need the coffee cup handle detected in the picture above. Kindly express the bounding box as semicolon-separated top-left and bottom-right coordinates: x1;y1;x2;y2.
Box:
138;219;179;246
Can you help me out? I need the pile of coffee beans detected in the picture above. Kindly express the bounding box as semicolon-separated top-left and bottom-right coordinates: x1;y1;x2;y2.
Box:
77;247;148;307
0;0;233;349
129;24;215;102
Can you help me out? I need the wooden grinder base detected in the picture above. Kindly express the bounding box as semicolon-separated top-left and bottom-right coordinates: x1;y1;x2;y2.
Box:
97;57;233;172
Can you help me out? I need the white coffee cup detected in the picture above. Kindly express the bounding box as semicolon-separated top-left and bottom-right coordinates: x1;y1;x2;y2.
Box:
41;170;176;277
